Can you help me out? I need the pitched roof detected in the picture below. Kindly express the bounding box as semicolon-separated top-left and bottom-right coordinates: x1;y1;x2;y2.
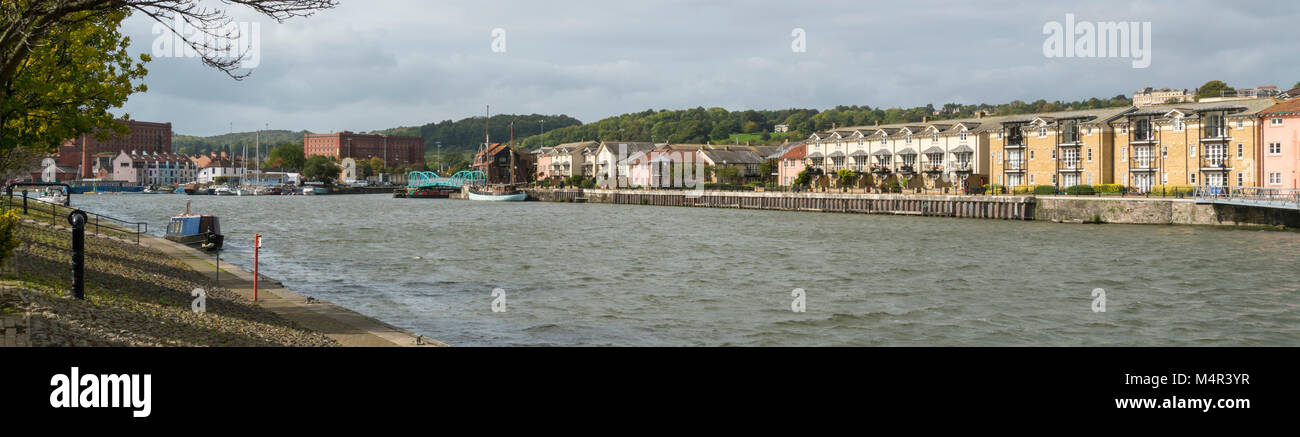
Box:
778;143;807;160
1260;98;1300;116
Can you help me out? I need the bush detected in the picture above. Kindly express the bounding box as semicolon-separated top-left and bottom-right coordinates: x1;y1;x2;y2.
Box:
984;184;1005;194
1148;185;1194;196
1064;185;1095;195
580;180;596;189
886;181;903;193
1095;184;1125;195
1011;185;1032;194
1033;185;1058;195
0;211;20;267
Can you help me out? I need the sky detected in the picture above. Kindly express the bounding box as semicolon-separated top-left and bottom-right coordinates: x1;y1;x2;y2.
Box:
116;0;1300;136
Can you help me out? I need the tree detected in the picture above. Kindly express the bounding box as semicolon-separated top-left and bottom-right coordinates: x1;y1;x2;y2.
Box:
758;160;778;183
0;211;21;268
1294;81;1300;90
302;155;339;182
368;157;386;174
836;169;856;187
1196;80;1233;100
263;142;305;170
1;9;146;154
792;168;812;187
1;0;336;154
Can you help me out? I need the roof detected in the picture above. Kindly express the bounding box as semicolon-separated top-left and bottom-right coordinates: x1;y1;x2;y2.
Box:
778;143;807;160
698;147;765;164
1116;99;1277;121
1259;99;1300;116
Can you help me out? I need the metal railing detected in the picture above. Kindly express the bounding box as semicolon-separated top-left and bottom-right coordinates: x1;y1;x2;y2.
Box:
4;193;148;244
1194;186;1300;210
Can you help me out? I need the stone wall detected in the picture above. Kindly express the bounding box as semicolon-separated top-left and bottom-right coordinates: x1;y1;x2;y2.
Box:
1034;196;1300;227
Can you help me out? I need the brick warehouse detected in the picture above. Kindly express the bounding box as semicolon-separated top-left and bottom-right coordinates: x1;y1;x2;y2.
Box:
303;131;425;166
58;120;172;178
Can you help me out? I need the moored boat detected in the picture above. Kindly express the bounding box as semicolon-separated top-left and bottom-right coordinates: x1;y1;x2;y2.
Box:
408;186;461;198
165;202;223;250
467;186;526;201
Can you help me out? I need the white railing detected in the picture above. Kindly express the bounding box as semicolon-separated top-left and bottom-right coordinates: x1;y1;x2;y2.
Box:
1194;186;1300;210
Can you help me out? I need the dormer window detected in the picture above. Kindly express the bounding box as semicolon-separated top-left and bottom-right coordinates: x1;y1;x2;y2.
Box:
960;130;968;141
1173;117;1185;132
932;134;939;142
880;136;887;145
905;134;912;144
1039;127;1047;137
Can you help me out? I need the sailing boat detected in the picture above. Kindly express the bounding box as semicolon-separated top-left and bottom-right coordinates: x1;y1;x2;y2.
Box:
468;105;526;201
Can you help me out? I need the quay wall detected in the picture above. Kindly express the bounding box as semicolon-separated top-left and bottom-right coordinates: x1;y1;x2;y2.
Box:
520;189;1300;228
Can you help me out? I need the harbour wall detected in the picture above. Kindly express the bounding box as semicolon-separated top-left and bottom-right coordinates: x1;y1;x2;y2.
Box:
520;189;1300;228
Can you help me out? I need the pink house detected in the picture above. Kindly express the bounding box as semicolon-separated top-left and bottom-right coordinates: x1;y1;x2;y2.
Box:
1260;99;1300;188
534;147;554;181
777;143;807;186
625;144;706;188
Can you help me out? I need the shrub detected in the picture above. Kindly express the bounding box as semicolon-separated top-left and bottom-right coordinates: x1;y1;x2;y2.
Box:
0;211;20;267
1148;185;1194;196
886;181;903;193
580;180;596;189
1033;185;1058;195
1094;184;1125;194
1011;185;1032;194
984;184;1005;194
1064;185;1095;195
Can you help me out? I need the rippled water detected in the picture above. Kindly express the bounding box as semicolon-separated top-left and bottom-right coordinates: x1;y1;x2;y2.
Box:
70;193;1299;346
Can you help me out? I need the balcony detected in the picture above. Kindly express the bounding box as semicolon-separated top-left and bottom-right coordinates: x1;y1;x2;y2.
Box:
1200;126;1230;142
1199;158;1232;172
1129;159;1159;172
870;164;891;174
1058;161;1083;173
1131;131;1157;145
898;165;916;174
951;162;973;172
1003;141;1026;149
922;164;944;173
1003;160;1025;173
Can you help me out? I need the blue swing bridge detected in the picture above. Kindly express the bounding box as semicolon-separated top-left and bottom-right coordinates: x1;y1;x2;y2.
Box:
407;170;488;188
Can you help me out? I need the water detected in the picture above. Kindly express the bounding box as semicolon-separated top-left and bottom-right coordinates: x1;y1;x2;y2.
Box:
70;193;1299;346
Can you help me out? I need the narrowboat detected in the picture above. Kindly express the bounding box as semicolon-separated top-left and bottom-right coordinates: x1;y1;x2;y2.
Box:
165;210;224;251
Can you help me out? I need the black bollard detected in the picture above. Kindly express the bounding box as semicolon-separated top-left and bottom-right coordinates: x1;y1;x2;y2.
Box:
68;210;87;300
22;190;27;214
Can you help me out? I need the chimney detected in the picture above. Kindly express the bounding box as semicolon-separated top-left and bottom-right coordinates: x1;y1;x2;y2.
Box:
922;116;928;123
875;120;880;127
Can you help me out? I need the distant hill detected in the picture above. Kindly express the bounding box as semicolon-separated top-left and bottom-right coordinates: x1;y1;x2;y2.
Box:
173;130;309;156
172;114;583;157
516;95;1133;149
171;95;1132;156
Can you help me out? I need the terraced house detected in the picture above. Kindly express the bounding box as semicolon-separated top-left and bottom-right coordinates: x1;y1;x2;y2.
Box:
1258;99;1300;189
990;107;1131;191
1108;100;1270;191
804;116;992;193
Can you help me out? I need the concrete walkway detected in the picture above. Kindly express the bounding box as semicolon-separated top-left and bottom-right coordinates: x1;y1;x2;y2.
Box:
137;234;447;347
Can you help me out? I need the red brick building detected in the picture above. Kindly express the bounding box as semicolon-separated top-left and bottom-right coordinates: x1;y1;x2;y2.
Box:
303;132;425;166
58;120;172;178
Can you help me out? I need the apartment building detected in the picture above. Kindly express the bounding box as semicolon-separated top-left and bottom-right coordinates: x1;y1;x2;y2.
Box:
807;116;993;193
1112;100;1273;189
989;107;1132;190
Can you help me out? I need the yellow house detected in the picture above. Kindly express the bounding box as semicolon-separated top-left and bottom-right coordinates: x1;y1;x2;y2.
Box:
989;107;1132;191
1109;99;1275;190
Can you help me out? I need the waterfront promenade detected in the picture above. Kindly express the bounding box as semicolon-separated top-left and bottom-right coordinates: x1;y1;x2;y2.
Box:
2;199;444;347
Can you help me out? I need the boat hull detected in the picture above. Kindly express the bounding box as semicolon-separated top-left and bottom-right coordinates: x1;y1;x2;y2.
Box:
467;191;526;201
408;187;460;198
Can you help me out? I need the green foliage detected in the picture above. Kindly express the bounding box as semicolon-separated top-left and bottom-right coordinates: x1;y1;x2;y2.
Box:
263;142;306;170
1148;185;1194;196
985;184;1005;194
214;176;230;185
1295;81;1300;90
302;155;340;182
1;10;148;154
1064;185;1096;195
836;169;857;187
1196;80;1233;100
1095;184;1126;195
758;160;778;182
174;130;308;156
0;211;20;267
1033;185;1058;195
382;114;582;154
792;168;812;187
715;166;741;184
564;175;585;187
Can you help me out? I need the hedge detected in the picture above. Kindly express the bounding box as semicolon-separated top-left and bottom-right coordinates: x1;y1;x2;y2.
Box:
1033;185;1058;195
1064;185;1095;195
1094;184;1125;194
984;184;1005;194
1148;185;1194;196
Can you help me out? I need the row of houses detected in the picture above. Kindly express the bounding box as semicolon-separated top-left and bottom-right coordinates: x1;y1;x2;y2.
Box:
795;92;1300;192
36;149;259;186
531;141;786;187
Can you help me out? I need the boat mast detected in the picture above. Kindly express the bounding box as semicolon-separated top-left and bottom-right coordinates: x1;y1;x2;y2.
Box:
509;122;516;186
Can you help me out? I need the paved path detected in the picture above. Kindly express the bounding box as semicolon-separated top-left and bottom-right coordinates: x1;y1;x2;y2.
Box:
137;234;447;347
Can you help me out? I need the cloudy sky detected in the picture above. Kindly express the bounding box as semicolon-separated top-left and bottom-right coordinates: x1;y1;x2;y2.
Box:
116;0;1299;136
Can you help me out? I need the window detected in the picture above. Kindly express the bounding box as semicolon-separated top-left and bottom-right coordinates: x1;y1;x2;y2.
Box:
1087;148;1093;161
1237;143;1244;158
1190;145;1197;158
1269;142;1282;155
1122;174;1127;185
1162;173;1168;184
932;134;938;142
905;135;912;144
1237;119;1244;128
1190;173;1196;184
1039;127;1047;137
1121;148;1127;160
1269;172;1282;185
1173;117;1185;132
1029;174;1035;184
1051;149;1057;160
1052;174;1057;184
1029;150;1035;160
960;130;968;141
1087;174;1093;184
1162;146;1168;158
1272;118;1284;126
1122;125;1128;134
